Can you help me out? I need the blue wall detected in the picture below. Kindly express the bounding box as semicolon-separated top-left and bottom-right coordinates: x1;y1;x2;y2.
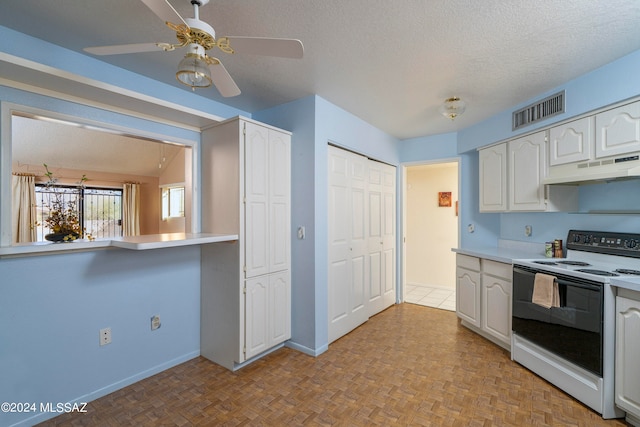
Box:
256;95;400;354
0;247;202;427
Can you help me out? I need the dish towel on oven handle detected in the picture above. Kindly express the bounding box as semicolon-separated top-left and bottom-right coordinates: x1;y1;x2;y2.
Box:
532;272;560;309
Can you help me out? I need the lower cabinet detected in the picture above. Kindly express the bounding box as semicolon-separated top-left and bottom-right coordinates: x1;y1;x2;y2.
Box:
200;243;291;371
616;290;640;426
245;271;291;360
456;254;481;327
456;254;512;349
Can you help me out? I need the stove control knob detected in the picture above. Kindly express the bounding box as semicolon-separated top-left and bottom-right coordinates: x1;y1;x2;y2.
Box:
626;239;638;249
584;235;592;244
573;234;582;243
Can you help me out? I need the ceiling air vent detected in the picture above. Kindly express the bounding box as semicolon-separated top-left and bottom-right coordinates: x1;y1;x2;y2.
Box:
512;91;565;131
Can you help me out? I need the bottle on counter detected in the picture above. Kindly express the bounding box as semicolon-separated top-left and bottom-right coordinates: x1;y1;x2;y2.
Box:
554;239;563;258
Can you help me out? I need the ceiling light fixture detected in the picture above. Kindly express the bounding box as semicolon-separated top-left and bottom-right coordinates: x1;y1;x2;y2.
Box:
439;97;466;120
176;44;212;90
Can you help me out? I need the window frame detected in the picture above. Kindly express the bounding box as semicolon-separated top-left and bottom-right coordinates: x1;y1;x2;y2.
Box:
1;102;200;247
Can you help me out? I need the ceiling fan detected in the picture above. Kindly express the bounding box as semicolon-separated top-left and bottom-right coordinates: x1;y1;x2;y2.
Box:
84;0;304;97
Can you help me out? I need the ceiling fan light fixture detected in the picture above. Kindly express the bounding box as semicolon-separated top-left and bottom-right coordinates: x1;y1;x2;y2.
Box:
439;97;466;120
176;45;212;90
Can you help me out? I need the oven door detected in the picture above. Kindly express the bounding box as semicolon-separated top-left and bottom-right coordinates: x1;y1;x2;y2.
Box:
512;265;603;376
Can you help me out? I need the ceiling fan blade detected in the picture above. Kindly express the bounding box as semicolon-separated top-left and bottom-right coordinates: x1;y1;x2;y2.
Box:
140;0;188;28
222;37;304;59
209;60;241;98
84;43;169;55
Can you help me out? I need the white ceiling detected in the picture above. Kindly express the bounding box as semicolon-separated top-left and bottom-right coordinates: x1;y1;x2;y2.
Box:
1;1;640;139
12;115;183;178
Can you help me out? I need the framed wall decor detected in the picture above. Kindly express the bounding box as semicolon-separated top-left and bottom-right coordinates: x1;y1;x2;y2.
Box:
438;191;452;207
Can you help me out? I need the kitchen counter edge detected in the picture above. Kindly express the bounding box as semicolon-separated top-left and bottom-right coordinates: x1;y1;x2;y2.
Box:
0;233;239;258
452;246;544;264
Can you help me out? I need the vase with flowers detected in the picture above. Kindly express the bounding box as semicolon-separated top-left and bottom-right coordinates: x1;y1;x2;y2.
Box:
40;164;90;242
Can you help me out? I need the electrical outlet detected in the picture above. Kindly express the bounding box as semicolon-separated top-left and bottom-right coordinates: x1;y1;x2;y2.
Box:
151;315;161;331
99;327;111;346
467;224;475;233
525;225;532;237
297;226;305;240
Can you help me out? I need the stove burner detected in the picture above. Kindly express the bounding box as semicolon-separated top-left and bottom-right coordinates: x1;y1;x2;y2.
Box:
533;261;558;265
615;269;640;275
575;269;620;277
557;261;591;266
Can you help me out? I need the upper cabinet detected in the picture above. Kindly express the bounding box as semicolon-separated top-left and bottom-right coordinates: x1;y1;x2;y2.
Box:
479;131;578;212
549;117;594;166
478;143;507;212
595;101;640;159
508;132;546;211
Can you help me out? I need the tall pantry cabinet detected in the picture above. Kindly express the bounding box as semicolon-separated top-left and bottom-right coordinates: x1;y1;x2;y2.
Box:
200;117;291;371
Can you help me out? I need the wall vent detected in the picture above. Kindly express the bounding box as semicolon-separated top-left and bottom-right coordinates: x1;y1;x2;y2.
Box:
512;91;565;131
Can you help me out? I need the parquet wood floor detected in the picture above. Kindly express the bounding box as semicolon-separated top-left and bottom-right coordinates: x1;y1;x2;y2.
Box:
39;304;630;426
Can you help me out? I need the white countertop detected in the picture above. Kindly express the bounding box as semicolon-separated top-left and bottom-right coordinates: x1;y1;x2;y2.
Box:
611;276;640;292
452;246;545;264
0;233;238;257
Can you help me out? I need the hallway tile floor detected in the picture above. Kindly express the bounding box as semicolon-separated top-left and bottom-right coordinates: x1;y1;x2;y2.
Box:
405;283;456;311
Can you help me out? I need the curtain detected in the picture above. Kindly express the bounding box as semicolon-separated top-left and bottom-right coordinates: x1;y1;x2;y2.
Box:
122;183;140;236
11;173;37;243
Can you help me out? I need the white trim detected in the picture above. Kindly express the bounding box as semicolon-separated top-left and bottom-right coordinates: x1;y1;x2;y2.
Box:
0;52;225;130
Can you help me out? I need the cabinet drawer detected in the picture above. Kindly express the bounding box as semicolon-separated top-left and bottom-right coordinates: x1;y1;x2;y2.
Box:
456;254;480;272
482;259;511;280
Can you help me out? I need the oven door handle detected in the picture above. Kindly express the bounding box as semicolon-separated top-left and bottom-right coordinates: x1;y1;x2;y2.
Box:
555;278;601;291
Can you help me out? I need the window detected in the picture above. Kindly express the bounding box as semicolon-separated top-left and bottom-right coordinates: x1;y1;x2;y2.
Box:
161;186;185;220
35;184;123;241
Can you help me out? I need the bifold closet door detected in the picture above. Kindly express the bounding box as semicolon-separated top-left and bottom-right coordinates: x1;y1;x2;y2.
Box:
367;161;397;316
328;146;368;343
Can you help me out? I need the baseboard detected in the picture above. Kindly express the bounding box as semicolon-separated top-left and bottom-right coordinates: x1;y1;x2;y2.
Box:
285;340;328;357
12;351;200;427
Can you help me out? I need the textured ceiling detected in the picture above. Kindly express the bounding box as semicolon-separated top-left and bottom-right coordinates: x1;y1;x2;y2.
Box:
1;1;640;139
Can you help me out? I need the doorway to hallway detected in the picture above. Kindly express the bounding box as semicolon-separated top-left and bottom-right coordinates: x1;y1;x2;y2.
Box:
403;161;459;311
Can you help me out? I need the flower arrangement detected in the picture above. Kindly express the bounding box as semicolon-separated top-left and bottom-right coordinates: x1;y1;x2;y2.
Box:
41;164;92;242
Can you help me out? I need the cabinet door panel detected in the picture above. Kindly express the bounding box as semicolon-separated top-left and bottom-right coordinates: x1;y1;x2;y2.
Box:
245;277;269;359
479;144;507;212
616;296;640;416
245;123;269;277
456;267;480;327
549;117;593;165
482;275;511;344
508;132;546;211
269;130;290;272
270;271;290;344
596;101;640;158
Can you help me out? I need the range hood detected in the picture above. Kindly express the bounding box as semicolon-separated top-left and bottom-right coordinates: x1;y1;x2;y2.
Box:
544;154;640;185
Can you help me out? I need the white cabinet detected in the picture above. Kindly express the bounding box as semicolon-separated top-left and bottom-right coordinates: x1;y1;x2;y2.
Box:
479;132;577;212
549;116;594;166
456;254;481;327
508;132;546;211
245;271;290;360
481;260;512;345
456;254;511;349
596;101;640;159
478;143;507;212
616;291;640;426
200;117;291;370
